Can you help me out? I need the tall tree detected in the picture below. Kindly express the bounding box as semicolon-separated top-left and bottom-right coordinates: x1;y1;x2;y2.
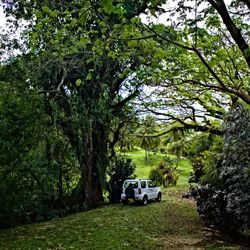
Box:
2;0;167;208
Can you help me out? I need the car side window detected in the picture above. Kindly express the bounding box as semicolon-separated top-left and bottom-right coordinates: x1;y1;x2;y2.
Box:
140;181;146;189
133;182;138;188
124;181;138;188
148;181;155;188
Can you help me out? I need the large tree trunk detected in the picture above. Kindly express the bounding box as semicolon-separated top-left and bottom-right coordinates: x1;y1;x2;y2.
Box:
80;120;108;209
81;137;102;208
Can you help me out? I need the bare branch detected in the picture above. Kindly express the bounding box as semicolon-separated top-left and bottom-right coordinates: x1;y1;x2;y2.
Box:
57;68;67;92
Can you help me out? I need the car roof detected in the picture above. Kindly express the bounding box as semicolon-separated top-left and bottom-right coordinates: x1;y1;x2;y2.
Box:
124;179;150;181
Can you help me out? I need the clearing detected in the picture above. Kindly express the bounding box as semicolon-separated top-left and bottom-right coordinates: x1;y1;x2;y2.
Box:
0;151;248;249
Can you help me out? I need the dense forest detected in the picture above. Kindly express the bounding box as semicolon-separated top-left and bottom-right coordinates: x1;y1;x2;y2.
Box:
0;0;250;239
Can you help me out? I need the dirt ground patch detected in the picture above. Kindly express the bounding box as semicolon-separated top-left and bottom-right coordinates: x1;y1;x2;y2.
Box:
161;190;250;249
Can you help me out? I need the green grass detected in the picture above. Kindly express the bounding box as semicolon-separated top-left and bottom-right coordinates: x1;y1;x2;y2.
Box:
176;158;193;186
125;150;166;178
0;187;244;249
125;150;192;187
0;150;246;249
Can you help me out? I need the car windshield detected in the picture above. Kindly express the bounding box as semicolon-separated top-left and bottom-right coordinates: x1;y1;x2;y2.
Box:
124;181;138;188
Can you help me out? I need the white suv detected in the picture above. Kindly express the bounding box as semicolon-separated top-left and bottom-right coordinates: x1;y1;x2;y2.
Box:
121;179;162;205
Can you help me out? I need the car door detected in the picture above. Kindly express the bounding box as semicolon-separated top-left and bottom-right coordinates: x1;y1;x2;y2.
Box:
140;180;146;196
148;180;157;199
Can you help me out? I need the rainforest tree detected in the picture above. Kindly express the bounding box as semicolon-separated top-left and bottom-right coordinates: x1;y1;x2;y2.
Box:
1;0;167;209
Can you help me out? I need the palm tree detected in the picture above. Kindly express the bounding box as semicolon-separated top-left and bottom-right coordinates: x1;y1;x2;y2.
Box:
137;116;160;162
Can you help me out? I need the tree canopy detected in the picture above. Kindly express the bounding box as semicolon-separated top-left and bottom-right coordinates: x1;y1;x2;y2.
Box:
140;0;250;135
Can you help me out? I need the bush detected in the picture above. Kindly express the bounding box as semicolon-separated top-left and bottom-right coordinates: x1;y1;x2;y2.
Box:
188;156;204;183
148;168;163;186
191;185;229;229
106;156;136;203
192;104;250;234
187;133;222;185
149;156;179;187
219;104;250;232
189;136;223;187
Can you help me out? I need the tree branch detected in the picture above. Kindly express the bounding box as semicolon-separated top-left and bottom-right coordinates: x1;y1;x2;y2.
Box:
145;6;250;103
146;25;228;89
142;104;223;136
111;89;140;114
57;67;67;92
146;25;195;51
109;121;125;159
115;35;157;41
181;79;250;104
206;0;250;68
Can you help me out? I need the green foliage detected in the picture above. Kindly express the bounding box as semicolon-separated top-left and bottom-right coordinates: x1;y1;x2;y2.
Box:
220;104;250;232
106;156;136;203
199;139;222;187
149;156;179;187
187;133;222;186
0;63;81;228
112;116;139;153
2;0;169;215
141;0;250;143
0;80;49;227
192;105;250;234
163;127;188;162
3;0;249;233
137;116;161;161
187;133;214;159
148;168;163;186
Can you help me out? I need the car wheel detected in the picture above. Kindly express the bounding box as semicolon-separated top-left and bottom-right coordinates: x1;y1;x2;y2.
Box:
142;195;148;205
156;192;162;202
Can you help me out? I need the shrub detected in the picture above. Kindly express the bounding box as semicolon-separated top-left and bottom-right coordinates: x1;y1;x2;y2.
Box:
149;156;179;187
187;133;222;185
148;168;163;186
189;156;204;183
106;156;136;203
191;185;229;229
219;104;250;232
192;104;250;234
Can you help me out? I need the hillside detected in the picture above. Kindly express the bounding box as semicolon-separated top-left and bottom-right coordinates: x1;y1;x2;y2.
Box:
0;152;247;249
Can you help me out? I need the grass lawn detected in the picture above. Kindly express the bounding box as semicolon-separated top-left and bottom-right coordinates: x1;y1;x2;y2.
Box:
125;150;165;178
0;150;248;249
0;188;245;249
125;150;192;186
